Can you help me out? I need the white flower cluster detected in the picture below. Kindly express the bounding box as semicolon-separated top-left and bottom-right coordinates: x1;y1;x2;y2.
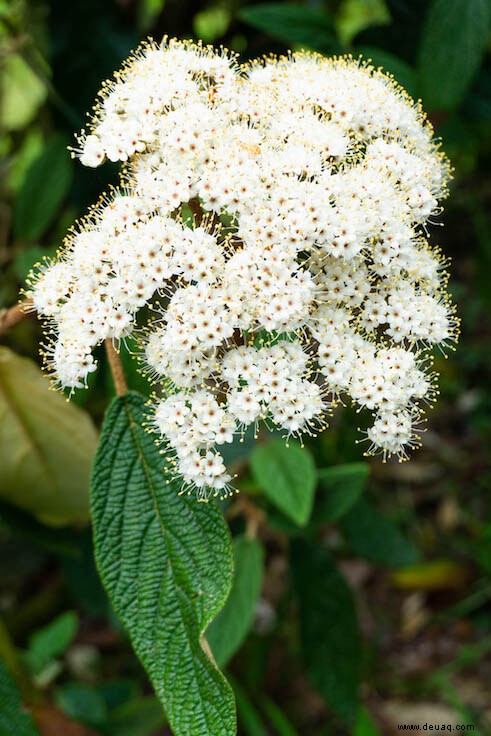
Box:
28;39;457;496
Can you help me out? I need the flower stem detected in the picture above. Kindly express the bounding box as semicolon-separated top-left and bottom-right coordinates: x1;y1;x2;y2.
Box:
105;339;128;397
0;300;33;335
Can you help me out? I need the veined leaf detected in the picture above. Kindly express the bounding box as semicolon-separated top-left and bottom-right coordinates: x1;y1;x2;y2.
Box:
0;659;39;736
207;535;263;667
290;539;360;719
0;347;96;526
418;0;491;110
91;392;236;736
250;441;316;526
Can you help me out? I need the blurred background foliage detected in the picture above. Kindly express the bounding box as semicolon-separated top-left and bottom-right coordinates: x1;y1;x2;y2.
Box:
0;0;491;734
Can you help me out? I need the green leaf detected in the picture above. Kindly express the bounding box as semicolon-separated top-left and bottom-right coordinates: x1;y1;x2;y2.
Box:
0;347;97;526
26;611;78;674
339;497;419;567
250;440;316;526
290;539;360;719
13;135;73;241
5;129;44;195
13;247;55;283
0;54;46;132
207;535;263;667
239;4;341;52
0;659;39;736
138;0;165;31
104;696;166;736
91;392;236;736
417;0;491;110
266;508;303;535
55;683;107;727
315;463;369;523
357;46;416;97
336;0;390;46
194;6;231;42
97;680;138;711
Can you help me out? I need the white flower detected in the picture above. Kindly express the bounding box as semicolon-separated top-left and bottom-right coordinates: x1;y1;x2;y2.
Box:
28;39;457;494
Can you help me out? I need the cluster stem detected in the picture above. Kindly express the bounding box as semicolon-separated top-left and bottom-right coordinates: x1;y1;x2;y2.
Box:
105;339;128;397
0;299;33;336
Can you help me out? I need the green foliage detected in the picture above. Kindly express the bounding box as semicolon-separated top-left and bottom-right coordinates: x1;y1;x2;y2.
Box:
194;6;232;42
207;535;264;667
55;683;107;727
290;539;361;719
250;440;317;526
336;0;390;46
418;0;491;110
356;46;416;96
340;497;420;567
25;611;78;674
13;247;50;283
229;676;269;736
103;696;166;736
473;523;491;575
0;499;80;556
1;1;490;733
96;680;138;711
0;347;96;526
315;463;369;523
13;135;73;241
0;54;46;132
91;392;236;736
239;4;341;52
61;531;110;617
223;678;300;736
138;0;166;31
0;659;39;736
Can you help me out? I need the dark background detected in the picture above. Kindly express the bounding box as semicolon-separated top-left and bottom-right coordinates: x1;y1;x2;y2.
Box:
1;1;491;734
